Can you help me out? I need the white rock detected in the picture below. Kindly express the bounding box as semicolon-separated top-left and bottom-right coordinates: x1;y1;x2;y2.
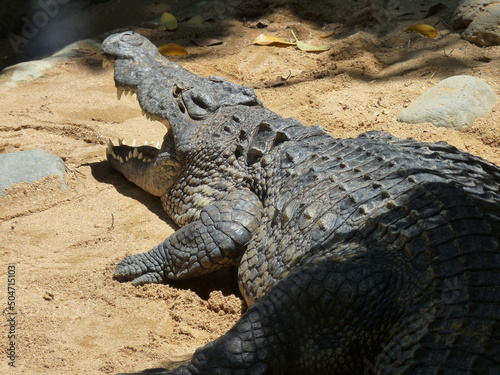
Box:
397;75;497;129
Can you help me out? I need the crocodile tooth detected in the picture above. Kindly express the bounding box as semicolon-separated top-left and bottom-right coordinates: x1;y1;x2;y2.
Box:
156;142;160;149
127;151;133;160
133;148;139;158
118;138;124;146
119;156;125;163
125;155;130;162
106;140;112;155
144;141;148;146
116;88;124;100
113;153;118;160
138;152;144;160
131;139;136;147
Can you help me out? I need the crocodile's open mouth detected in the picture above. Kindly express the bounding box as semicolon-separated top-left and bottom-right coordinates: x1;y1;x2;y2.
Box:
103;75;176;169
106;138;159;164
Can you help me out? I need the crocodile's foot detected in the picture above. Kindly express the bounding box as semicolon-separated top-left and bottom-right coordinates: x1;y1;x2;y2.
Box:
114;251;165;285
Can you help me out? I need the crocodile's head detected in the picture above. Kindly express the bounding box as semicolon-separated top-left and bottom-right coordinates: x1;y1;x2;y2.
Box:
101;31;260;196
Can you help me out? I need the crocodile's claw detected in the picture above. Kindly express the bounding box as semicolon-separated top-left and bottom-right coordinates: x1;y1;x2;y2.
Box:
113;253;165;285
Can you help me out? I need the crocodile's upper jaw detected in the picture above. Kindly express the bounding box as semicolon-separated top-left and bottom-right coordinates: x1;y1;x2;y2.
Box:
101;31;261;141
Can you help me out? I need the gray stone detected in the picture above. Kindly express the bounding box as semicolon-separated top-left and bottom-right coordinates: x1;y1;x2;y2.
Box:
452;0;498;29
461;3;500;46
451;0;500;46
0;149;66;196
397;75;497;129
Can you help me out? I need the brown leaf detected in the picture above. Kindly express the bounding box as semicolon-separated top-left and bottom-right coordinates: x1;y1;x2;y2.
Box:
191;38;223;47
319;31;335;39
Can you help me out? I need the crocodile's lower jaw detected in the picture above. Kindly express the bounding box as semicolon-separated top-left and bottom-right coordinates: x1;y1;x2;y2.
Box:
106;139;159;164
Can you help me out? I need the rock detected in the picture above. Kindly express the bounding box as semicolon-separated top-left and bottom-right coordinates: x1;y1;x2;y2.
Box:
0;149;66;196
452;0;500;46
397;75;497;129
451;0;497;29
461;3;500;46
1;39;100;90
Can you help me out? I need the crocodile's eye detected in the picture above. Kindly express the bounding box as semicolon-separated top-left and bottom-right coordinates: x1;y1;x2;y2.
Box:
173;84;183;98
121;32;144;46
190;92;214;111
182;90;217;119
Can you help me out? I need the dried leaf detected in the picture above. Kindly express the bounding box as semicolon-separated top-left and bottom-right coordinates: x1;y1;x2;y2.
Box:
160;12;178;30
252;34;296;47
319;31;335;39
191;38;222;47
188;15;204;24
158;43;188;56
291;30;332;53
296;40;332;52
474;56;492;63
405;24;438;38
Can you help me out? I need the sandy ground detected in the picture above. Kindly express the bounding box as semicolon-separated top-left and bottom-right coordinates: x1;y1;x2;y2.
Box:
0;4;499;374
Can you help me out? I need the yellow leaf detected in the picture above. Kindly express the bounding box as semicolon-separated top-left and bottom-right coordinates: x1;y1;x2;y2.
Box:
405;24;438;38
188;15;204;24
160;12;178;30
296;40;332;52
291;30;332;53
252;34;296;47
158;43;188;56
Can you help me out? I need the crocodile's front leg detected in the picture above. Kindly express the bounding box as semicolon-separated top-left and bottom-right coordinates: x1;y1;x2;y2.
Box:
114;190;263;285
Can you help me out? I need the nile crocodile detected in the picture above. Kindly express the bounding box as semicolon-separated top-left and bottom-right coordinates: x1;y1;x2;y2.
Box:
101;31;500;374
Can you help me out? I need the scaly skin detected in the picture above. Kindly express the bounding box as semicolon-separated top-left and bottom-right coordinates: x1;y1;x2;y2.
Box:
101;31;500;374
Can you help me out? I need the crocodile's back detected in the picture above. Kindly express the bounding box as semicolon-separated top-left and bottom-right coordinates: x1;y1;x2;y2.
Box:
237;130;500;371
240;129;500;294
